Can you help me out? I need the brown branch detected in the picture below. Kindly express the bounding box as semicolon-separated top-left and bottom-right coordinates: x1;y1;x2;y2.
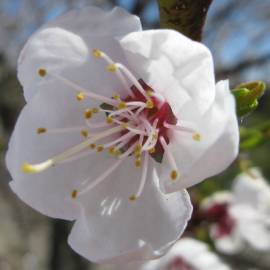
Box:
157;0;213;41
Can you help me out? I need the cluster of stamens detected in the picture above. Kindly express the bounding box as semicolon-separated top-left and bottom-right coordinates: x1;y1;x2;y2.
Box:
22;49;201;202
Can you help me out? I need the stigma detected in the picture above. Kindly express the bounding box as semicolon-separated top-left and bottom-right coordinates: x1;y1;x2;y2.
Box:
23;49;202;201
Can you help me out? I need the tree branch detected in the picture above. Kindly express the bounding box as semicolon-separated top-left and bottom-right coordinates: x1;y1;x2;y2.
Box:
157;0;213;41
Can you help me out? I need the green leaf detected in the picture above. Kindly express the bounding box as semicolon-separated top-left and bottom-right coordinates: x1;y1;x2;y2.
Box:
232;80;266;117
240;121;270;150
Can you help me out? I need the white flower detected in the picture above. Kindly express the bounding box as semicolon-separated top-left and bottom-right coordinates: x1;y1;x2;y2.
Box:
204;168;270;259
104;238;232;270
6;6;239;263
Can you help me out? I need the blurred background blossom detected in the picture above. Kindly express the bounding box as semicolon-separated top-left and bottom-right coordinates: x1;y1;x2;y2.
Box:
0;0;270;269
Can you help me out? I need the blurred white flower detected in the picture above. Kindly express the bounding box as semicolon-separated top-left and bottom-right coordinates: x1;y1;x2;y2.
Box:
104;238;232;270
203;168;270;267
6;6;238;263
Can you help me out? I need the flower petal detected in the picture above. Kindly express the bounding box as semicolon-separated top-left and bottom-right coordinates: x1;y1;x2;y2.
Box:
105;238;232;270
230;204;270;250
68;159;192;263
18;6;142;101
120;29;215;115
159;80;239;192
233;168;270;208
213;232;242;255
6;83;116;220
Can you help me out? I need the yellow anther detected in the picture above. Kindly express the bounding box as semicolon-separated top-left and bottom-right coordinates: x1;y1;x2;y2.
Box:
80;130;89;138
170;170;178;182
192;133;201;142
97;145;104;152
76;92;86;101
120;123;128;129
108;147;115;155
135;158;141;168
89;143;96;149
152;133;158;140
118;101;127;109
106;63;117;72
21;163;36;173
114;149;121;156
71;190;78;199
36;127;47;134
84;109;93;119
135;152;141;159
21;160;53;174
92;49;103;58
113;94;121;100
129;194;137;201
134;145;142;155
149;147;156;154
92;107;100;114
38;68;47;77
146;99;154;109
146;90;153;97
134;145;142;153
106;116;114;124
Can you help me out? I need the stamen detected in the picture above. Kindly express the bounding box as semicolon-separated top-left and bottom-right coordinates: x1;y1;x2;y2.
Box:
135;158;141;168
36;128;47;134
93;49;134;97
192;133;201;142
90;143;96;149
38;68;47;77
146;99;154;109
141;118;159;151
126;101;147;108
113;94;120;100
76;92;86;101
108;147;116;155
129;195;137;201
39;69;118;106
135;105;146;116
106;116;114;124
71;189;78;199
118;101;127;109
78;159;123;196
160;136;179;182
85;120;110;129
92;107;100;114
109;107;139;124
164;122;196;134
170;170;178;181
80;130;89;138
96;145;104;152
118;144;136;159
84;109;93;119
106;64;117;72
114;63;148;99
21;160;53;173
134;142;142;159
113;135;132;154
22;126;123;174
39;126;86;135
103;132;134;149
92;49;103;58
60;148;95;164
111;118;147;136
130;153;149;201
